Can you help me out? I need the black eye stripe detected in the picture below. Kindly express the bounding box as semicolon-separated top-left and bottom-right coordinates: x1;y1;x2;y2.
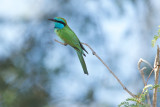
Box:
55;20;66;26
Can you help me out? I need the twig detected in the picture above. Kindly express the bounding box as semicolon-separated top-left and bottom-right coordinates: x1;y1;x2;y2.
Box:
146;67;155;85
138;59;147;85
81;42;136;98
140;58;153;69
153;45;160;107
54;39;68;46
138;59;151;106
54;39;136;98
138;58;155;87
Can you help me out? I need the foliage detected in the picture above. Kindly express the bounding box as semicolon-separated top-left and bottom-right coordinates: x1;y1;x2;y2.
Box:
0;35;54;107
152;26;160;47
119;84;160;107
151;84;160;92
120;29;160;106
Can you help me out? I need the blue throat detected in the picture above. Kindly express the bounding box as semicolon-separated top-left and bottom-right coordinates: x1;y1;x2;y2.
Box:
54;22;64;29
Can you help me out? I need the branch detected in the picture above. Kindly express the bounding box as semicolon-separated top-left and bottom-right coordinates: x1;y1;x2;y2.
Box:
153;45;160;107
138;59;151;106
54;39;68;46
138;58;154;86
54;39;136;98
139;58;153;69
81;42;136;98
138;58;147;85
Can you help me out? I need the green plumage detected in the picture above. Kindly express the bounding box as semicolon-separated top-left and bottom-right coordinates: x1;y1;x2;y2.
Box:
76;50;88;74
49;17;88;75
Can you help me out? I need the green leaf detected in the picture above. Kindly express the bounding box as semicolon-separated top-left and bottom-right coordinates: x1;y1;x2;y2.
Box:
126;98;139;103
118;101;129;107
119;84;155;107
152;26;160;47
150;84;160;90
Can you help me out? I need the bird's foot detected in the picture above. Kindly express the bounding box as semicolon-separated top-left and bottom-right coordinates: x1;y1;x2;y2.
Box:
54;39;68;46
64;43;68;46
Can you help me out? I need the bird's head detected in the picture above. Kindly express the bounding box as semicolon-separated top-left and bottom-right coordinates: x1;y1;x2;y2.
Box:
48;17;67;29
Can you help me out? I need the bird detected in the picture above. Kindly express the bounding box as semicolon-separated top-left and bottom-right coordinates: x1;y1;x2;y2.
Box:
48;17;88;75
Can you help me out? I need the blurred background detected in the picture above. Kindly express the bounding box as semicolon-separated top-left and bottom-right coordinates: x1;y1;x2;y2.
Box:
0;0;160;107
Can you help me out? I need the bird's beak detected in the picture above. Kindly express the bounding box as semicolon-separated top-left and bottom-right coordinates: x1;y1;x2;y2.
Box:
48;19;56;22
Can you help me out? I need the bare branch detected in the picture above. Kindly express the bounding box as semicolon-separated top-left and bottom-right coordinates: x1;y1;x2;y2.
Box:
54;40;136;97
138;59;151;106
138;58;153;69
146;68;154;85
153;45;160;107
138;65;146;85
55;40;136;97
138;59;145;83
54;39;68;46
81;42;136;98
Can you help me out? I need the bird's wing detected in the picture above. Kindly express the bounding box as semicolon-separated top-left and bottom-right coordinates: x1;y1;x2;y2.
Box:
59;26;82;51
57;26;88;56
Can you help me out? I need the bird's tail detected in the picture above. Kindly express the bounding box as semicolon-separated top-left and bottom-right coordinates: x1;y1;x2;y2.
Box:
76;51;88;75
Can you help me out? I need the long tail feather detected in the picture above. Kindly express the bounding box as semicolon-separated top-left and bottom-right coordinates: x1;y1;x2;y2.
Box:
79;42;88;54
76;51;88;75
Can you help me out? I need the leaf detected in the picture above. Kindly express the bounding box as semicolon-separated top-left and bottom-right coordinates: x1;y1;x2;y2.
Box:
126;98;139;103
150;84;160;90
118;101;129;107
152;26;160;47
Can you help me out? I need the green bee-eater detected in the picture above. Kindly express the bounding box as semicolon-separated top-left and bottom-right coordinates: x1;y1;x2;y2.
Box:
48;17;88;75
